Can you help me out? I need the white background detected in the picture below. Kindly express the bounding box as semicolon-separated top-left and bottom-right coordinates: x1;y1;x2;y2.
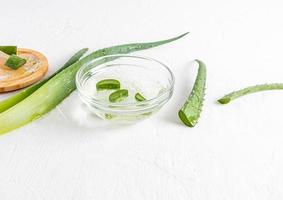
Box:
1;0;283;199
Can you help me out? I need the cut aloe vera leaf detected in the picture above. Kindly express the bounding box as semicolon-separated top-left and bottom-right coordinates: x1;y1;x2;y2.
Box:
5;55;26;69
178;59;206;127
0;46;17;55
109;89;128;102
0;32;188;135
0;48;88;113
96;79;120;90
218;83;283;104
135;93;146;101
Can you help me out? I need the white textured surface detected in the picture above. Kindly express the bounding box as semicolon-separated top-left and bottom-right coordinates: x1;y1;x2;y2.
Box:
1;0;283;199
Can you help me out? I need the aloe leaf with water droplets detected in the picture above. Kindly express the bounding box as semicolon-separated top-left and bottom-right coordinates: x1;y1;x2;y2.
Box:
178;59;206;127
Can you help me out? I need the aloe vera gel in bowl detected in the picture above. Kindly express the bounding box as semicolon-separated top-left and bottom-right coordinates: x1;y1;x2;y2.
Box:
76;55;174;122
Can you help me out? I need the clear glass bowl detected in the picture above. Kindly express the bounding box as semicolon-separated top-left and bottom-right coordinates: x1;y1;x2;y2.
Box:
75;54;174;122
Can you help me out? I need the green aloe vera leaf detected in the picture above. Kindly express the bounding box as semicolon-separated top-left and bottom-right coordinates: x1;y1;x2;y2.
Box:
218;83;283;104
178;59;206;127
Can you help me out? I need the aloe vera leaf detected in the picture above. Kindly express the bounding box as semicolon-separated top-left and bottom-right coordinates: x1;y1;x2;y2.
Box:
178;59;206;127
218;83;283;104
0;32;188;134
0;48;88;113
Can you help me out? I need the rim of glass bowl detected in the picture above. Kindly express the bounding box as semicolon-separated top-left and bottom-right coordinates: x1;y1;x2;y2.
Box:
76;54;175;111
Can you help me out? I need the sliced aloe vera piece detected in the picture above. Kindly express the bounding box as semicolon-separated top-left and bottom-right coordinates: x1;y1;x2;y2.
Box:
5;55;26;69
0;46;17;55
96;79;120;90
135;93;146;101
109;89;128;102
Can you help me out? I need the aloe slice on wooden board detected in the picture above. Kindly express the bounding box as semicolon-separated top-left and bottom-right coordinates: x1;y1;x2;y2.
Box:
218;83;283;104
0;32;188;135
0;48;89;113
5;54;26;69
178;59;206;127
0;46;17;55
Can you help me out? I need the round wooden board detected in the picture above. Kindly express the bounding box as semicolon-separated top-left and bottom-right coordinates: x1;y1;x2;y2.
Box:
0;48;48;92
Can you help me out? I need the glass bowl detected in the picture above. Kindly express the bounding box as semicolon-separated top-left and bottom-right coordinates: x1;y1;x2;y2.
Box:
75;54;174;122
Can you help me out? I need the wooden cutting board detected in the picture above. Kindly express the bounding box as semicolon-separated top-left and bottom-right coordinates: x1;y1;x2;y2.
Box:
0;48;48;92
